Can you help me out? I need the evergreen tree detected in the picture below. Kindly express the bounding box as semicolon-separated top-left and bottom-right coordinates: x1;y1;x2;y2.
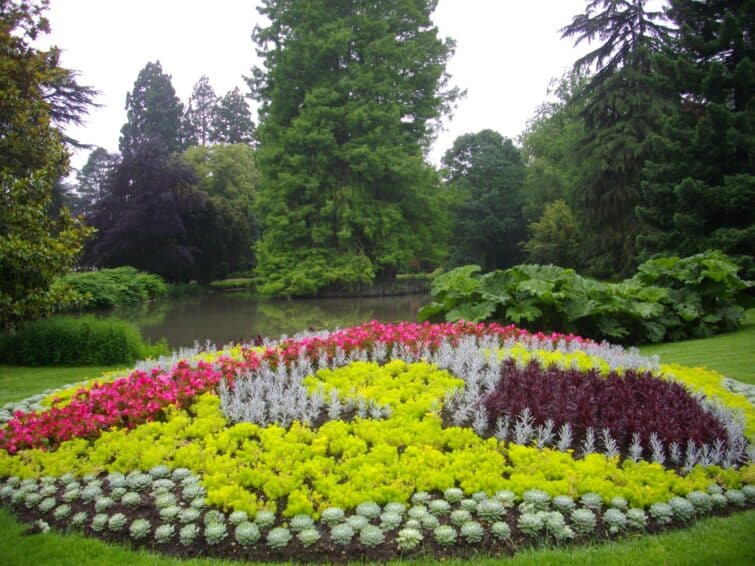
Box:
249;0;459;295
0;0;94;328
637;0;755;278
442;130;526;271
184;75;218;146
119;61;184;159
562;0;673;277
211;87;255;144
74;147;119;215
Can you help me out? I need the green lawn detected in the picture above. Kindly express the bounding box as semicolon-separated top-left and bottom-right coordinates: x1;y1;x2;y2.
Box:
639;309;755;384
0;365;125;405
0;319;754;565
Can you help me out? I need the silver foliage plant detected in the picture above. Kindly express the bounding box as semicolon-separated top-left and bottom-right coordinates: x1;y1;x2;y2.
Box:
214;329;750;469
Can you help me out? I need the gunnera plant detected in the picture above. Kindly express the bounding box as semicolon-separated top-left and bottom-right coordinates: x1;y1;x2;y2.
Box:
267;527;292;549
235;522;261;545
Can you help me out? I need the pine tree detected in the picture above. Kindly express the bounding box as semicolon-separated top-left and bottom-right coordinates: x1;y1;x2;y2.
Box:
249;0;460;295
561;0;673;277
211;87;255;144
119;61;184;159
184;75;218;146
637;0;755;278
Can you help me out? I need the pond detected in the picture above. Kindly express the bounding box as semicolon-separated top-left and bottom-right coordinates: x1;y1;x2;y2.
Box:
106;293;429;349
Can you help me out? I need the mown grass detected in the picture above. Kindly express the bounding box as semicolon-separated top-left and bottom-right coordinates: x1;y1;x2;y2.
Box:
0;316;754;565
640;309;755;383
0;365;124;405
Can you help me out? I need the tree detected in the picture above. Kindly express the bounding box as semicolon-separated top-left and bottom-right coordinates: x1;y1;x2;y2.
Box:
211;87;255;145
184;75;218;146
0;0;94;328
442;130;526;271
520;71;587;225
119;61;184;160
636;0;755;278
249;0;460;295
523;200;584;268
561;0;673;277
86;143;202;281
74;147;119;216
183;143;261;276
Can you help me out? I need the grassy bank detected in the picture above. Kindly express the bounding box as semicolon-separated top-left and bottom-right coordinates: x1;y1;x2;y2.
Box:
0;315;753;565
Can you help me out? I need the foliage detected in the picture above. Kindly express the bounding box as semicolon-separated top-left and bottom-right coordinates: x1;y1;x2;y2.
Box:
636;0;755;279
211;87;255;145
183;76;217;147
250;0;460;295
72;147;119;217
182;143;260;278
60;267;167;310
0;316;167;366
418;252;750;344
442;130;526;271
118;61;183;160
522;200;583;269
561;0;674;277
0;0;95;329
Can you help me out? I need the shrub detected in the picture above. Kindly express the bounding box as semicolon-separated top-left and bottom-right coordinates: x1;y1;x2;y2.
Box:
60;267;167;310
418;251;750;344
234;522;261;545
0;316;167;365
359;525;385;548
396;527;423;550
433;525;457;545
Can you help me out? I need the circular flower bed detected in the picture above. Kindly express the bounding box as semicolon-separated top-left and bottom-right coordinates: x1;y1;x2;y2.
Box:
0;321;753;562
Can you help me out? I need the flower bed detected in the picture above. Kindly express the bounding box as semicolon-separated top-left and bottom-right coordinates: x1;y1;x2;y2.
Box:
0;321;753;562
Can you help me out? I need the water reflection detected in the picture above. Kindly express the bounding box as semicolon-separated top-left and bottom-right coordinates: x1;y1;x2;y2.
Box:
108;293;427;349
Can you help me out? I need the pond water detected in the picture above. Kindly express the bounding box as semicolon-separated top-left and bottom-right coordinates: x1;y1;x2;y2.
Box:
106;293;429;349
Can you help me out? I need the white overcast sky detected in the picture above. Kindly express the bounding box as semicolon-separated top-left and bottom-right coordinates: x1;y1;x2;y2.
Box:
45;0;596;172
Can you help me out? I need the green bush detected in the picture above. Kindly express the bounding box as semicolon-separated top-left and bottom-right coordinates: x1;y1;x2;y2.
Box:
0;316;168;365
208;278;256;291
418;251;750;344
60;268;168;310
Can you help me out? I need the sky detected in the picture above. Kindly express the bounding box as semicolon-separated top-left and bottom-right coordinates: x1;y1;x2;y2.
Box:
44;0;594;172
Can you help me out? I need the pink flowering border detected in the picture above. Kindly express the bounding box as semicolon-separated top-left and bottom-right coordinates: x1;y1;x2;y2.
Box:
0;321;585;454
